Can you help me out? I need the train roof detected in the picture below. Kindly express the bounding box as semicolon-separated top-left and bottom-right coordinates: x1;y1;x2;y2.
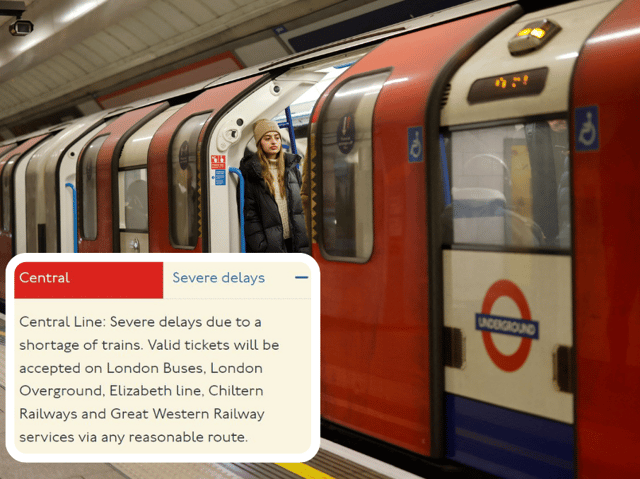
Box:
205;0;516;88
116;0;517;112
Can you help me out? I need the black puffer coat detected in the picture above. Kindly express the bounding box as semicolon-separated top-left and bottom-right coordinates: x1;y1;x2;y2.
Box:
239;152;310;254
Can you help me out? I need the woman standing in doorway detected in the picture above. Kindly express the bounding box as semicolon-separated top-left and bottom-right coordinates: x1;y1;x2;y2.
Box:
240;119;309;254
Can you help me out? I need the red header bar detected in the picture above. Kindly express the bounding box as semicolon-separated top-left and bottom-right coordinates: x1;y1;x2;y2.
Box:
14;262;163;299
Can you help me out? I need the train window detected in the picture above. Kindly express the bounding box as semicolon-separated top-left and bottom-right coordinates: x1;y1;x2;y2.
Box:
120;168;148;231
170;113;208;249
320;71;390;261
80;135;108;240
442;119;570;250
2;154;20;231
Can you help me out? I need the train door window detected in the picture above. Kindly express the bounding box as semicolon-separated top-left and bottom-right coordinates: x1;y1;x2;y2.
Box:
120;168;148;231
170;113;208;249
271;62;360;159
79;135;108;240
319;71;390;261
2;154;19;231
441;118;570;250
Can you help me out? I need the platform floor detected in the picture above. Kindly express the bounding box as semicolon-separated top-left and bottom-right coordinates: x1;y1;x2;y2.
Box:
0;340;421;479
0;340;245;479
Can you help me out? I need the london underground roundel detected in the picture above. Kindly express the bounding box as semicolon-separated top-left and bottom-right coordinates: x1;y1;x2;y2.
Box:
476;279;539;372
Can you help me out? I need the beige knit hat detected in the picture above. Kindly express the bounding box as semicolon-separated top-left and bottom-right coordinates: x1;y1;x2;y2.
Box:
253;119;280;144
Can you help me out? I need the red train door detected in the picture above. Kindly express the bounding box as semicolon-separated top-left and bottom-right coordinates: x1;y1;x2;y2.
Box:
572;0;640;476
147;75;265;253
116;104;184;253
77;103;169;253
0;143;16;316
0;134;51;298
433;0;623;477
308;3;518;459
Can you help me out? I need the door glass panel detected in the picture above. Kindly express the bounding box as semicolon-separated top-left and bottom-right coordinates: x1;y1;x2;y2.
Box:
320;71;390;261
80;135;108;240
120;169;148;231
443;119;570;250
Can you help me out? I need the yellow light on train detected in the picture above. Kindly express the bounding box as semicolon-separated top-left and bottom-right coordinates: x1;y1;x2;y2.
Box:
508;19;561;55
531;28;546;39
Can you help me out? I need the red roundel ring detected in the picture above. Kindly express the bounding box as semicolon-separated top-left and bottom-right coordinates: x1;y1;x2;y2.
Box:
481;279;532;372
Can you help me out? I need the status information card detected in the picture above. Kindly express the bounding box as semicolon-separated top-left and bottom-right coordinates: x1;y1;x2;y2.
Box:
5;253;319;463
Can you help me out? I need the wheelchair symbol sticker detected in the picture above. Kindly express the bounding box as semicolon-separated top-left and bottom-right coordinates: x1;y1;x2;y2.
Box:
408;126;423;163
575;105;599;151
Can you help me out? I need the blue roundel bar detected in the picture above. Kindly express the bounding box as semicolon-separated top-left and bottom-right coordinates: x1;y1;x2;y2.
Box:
475;313;539;340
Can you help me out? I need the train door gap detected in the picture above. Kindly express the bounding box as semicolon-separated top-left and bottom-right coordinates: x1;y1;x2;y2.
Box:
37;224;46;252
207;48;371;252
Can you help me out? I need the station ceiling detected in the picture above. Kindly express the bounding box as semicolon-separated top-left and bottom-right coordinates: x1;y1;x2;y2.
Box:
0;0;379;135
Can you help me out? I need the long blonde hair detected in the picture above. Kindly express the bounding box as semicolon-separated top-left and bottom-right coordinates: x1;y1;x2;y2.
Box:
257;146;286;198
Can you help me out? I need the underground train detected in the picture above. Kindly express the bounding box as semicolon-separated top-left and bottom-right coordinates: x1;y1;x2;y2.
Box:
1;0;639;476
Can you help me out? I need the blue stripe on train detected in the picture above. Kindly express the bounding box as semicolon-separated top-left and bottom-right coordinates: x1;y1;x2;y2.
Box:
445;394;574;479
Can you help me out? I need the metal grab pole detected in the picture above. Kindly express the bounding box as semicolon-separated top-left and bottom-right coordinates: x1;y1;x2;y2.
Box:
228;168;246;253
65;182;78;253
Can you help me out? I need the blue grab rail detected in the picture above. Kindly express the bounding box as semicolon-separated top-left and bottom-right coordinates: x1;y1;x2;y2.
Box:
228;167;246;253
278;106;298;156
284;106;297;155
65;182;78;253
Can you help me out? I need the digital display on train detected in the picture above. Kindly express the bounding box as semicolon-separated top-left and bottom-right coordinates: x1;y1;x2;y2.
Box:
467;67;548;104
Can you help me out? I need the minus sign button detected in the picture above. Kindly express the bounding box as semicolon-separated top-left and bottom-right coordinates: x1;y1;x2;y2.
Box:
295;276;309;279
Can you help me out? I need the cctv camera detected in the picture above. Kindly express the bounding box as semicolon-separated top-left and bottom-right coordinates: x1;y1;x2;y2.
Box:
9;19;33;36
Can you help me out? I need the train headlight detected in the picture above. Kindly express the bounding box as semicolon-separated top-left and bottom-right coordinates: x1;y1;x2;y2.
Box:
509;19;560;55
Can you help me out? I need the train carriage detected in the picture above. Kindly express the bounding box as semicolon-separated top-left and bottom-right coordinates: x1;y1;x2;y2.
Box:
1;0;640;477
